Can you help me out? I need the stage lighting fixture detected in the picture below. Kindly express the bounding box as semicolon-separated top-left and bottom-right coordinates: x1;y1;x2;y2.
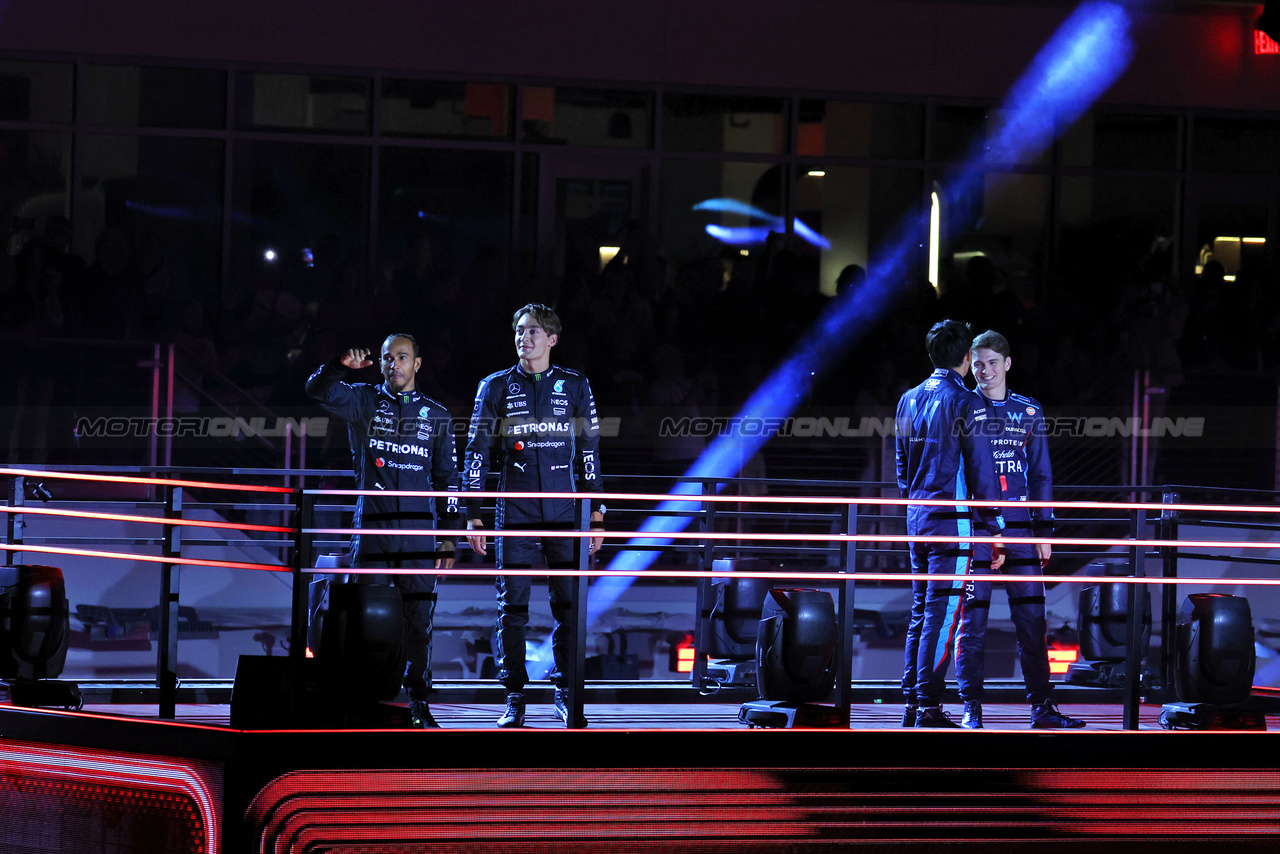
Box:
739;589;841;728
318;583;407;702
1161;594;1262;730
1065;576;1150;689
703;558;772;687
0;564;82;710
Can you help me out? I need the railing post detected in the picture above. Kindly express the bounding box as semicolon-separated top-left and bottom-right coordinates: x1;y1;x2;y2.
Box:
291;489;315;664
1122;503;1147;729
692;480;716;690
1160;490;1180;691
834;499;857;727
158;484;182;720
562;496;590;729
5;476;24;562
165;343;175;468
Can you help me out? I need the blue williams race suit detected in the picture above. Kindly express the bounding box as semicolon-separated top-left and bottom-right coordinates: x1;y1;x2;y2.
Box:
463;363;604;691
306;362;461;701
956;390;1056;706
895;367;1003;708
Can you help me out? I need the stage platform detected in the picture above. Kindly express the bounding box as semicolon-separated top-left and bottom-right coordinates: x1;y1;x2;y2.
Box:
4;688;1280;854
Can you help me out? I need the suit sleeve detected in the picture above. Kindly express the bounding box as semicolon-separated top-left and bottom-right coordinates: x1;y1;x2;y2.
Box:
1026;406;1054;534
463;378;501;520
959;398;1004;538
432;407;462;530
575;377;605;514
305;362;370;424
894;395;910;497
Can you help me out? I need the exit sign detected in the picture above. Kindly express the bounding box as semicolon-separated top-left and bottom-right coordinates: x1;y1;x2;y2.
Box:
1258;29;1280;54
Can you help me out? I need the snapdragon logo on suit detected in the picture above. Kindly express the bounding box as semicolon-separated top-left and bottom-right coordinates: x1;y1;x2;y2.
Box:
514;441;525;451
376;458;385;467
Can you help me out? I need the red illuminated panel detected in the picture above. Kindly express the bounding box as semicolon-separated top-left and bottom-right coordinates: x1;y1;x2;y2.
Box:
0;739;221;854
1047;647;1079;675
1257;30;1280;54
246;766;1280;853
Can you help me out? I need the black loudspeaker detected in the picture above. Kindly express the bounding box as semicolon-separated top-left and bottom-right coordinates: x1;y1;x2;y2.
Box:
709;559;772;660
0;564;70;681
318;583;406;702
1174;593;1255;705
1078;582;1151;662
230;654;326;729
756;588;836;704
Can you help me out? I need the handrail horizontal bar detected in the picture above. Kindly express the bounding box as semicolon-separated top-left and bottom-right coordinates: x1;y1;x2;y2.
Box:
0;505;293;532
0;542;286;572
1;467;293;493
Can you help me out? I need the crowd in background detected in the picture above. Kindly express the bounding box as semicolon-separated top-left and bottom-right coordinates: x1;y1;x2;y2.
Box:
4;215;1279;475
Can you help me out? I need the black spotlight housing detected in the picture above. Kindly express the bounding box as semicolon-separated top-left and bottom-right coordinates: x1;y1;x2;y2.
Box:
708;558;772;660
0;564;81;710
755;588;837;704
0;564;70;681
1173;593;1255;705
1078;582;1151;662
318;582;407;702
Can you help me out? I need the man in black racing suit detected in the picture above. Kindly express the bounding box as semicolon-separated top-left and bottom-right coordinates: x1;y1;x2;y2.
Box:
306;332;460;728
464;304;604;728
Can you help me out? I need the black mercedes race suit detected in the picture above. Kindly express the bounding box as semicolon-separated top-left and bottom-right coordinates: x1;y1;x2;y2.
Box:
306;362;460;702
463;364;604;692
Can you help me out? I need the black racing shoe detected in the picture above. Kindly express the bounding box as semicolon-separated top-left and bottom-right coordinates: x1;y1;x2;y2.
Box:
409;700;440;728
497;692;526;728
961;702;983;729
554;687;588;727
1031;701;1086;729
901;705;919;727
915;706;961;728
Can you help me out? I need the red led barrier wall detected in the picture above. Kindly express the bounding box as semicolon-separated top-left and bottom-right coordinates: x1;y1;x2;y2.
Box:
0;739;222;854
246;766;1280;853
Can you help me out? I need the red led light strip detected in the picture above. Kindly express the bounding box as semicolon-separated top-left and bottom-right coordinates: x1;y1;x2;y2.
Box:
0;504;293;533
0;739;220;854
2;466;294;493
309;487;1280;515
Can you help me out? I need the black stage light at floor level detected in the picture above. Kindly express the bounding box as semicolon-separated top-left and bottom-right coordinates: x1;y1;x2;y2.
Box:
0;564;82;710
232;582;407;728
1065;571;1152;689
318;582;407;703
739;588;841;728
1161;593;1264;730
704;558;772;688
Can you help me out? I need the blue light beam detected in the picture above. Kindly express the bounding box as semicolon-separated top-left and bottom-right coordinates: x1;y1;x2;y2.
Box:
550;3;1135;653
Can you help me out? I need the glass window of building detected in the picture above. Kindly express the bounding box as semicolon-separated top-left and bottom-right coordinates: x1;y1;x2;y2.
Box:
795;166;923;295
236;73;371;133
76;135;225;316
660;158;783;266
797;100;924;160
229;141;369;317
1060;112;1180;171
937;171;1050;311
377;146;514;405
1194;117;1280;175
0;61;73;123
380;79;511;139
521;86;652;148
81;65;226;129
933;104;1049;166
662;94;787;154
1;130;72;324
1058;175;1177;293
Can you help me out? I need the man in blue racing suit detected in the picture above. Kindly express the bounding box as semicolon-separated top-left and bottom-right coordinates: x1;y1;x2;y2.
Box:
896;319;1005;728
954;329;1085;729
464;304;604;728
306;333;460;728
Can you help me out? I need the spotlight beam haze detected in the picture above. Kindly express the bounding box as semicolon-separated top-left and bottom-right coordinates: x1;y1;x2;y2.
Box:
533;4;1136;669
